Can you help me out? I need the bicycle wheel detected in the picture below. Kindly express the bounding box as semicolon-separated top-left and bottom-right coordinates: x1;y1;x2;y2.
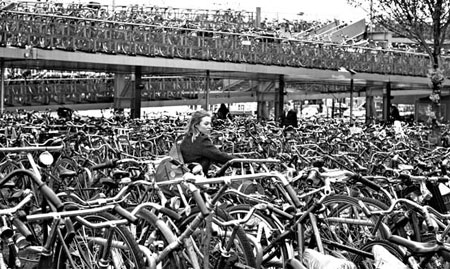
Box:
51;157;88;194
132;208;184;269
53;212;145;269
178;206;256;269
351;239;406;269
226;204;292;269
311;195;389;258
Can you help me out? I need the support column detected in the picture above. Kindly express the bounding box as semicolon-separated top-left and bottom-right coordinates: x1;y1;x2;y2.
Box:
203;70;210;111
383;82;391;122
255;7;261;28
365;88;376;124
0;60;4;115
276;75;285;124
256;82;270;121
349;75;354;125
113;73;129;109
130;67;142;119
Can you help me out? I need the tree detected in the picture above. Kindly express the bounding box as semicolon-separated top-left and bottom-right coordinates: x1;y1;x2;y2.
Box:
348;0;450;121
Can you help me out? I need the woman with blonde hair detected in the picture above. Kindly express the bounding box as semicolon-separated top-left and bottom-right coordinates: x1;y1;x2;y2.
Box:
180;110;235;176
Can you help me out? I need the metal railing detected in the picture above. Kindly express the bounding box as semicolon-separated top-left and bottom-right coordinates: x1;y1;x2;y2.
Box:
2;77;223;106
0;11;440;77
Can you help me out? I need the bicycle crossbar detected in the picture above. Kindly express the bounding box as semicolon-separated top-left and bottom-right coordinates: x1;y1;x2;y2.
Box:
228;158;281;164
0;144;63;152
324;217;374;226
26;205;116;222
155;172;275;186
83;236;129;250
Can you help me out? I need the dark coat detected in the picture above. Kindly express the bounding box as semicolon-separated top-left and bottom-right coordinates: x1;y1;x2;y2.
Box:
390;106;401;121
281;109;298;128
180;133;235;175
217;106;230;120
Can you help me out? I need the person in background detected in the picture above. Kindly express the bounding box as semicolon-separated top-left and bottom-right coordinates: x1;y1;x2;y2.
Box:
280;101;298;128
180;110;235;176
390;105;401;122
216;103;231;120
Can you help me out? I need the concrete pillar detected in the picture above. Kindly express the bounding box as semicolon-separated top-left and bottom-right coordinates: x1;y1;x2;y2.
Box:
255;7;261;28
113;73;128;109
0;60;4;114
383;82;391;122
349;76;354;125
130;66;142;119
365;88;376;124
276;75;285;124
256;81;266;121
203;70;210;111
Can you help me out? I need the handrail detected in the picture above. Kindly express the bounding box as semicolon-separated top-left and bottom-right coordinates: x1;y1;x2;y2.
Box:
0;10;434;58
0;144;63;152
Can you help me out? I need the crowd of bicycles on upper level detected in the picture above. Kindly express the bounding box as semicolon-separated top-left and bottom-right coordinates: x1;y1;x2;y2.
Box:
1;0;330;40
0;0;428;48
1;0;447;77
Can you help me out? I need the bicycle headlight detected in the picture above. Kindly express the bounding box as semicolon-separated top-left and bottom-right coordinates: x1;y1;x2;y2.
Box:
169;196;181;211
38;151;54;167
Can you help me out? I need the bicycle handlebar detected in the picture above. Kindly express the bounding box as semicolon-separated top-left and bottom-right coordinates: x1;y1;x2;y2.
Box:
398;173;450;184
59;180;154;207
215;204;267;227
359;198;436;232
352;174;382;192
90;158;118;170
90;158;143;170
131;202;182;221
308;168;394;201
114;204;138;224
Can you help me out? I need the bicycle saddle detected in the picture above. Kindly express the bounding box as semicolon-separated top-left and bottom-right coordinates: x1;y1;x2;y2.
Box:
57;166;77;178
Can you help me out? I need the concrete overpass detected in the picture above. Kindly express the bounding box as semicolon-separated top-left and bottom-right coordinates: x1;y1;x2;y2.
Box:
1;9;449;121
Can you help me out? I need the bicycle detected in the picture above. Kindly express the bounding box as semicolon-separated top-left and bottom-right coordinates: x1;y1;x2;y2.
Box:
78;158;261;269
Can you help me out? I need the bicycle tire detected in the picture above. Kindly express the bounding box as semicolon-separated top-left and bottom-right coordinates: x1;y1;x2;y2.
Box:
226;204;292;269
52;211;145;269
311;195;389;258
178;206;257;269
132;208;184;269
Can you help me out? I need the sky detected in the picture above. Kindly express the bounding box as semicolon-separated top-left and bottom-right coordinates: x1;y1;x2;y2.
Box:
92;0;368;22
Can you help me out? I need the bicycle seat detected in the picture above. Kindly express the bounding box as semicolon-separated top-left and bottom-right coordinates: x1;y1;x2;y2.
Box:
57;166;77;178
3;181;16;188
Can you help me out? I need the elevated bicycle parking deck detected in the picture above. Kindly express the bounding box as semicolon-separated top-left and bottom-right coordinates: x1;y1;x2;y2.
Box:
0;10;449;113
0;11;440;76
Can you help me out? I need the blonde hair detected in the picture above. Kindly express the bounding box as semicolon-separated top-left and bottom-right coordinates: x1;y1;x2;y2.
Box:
185;110;211;142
